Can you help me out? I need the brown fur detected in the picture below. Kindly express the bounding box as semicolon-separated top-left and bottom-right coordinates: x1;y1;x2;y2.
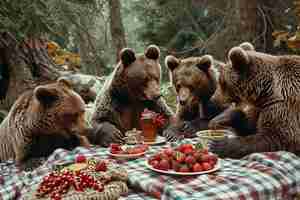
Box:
163;55;222;140
0;78;90;164
90;45;174;146
209;42;300;158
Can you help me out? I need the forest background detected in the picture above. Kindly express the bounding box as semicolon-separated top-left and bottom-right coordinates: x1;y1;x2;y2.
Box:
1;0;300;121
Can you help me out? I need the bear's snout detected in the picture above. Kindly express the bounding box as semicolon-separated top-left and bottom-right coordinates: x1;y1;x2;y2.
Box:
178;87;191;105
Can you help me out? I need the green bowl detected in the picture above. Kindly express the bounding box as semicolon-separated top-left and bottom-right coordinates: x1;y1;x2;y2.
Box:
196;129;232;148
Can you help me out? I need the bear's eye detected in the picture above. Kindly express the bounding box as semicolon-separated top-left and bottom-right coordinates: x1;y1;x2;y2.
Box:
175;84;181;91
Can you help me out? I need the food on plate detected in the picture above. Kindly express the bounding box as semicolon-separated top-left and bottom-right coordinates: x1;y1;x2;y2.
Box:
124;128;143;145
110;143;148;155
147;143;218;173
25;157;128;200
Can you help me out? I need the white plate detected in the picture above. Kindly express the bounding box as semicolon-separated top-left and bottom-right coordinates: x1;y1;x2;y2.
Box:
143;136;166;145
108;151;146;159
145;160;220;176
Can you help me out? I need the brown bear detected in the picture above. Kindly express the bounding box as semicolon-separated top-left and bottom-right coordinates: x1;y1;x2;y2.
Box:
0;78;91;164
162;55;223;141
90;45;175;147
209;42;258;136
208;42;300;158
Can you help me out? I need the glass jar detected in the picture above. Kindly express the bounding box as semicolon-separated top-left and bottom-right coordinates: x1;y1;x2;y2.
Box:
140;112;157;143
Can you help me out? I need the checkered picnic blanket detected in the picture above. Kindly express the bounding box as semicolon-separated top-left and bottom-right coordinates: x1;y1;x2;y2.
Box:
1;138;300;200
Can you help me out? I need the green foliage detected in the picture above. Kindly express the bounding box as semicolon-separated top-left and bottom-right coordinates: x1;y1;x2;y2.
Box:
0;0;98;39
132;0;223;56
161;82;177;111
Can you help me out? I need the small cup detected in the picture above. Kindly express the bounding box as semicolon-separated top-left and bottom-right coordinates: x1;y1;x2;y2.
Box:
197;129;231;148
140;113;157;143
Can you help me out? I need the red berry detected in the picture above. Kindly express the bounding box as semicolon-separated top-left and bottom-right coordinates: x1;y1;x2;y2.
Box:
149;160;159;167
163;148;173;157
183;144;194;149
140;144;149;151
158;159;170;171
75;154;87;163
183;148;194;155
185;155;196;165
192;163;203;172
175;152;186;163
201;154;210;163
179;165;190;173
153;154;161;161
202;162;212;171
201;148;209;154
171;160;181;172
193;151;203;162
152;161;160;169
209;154;218;164
110;143;120;149
95;161;107;172
110;143;123;154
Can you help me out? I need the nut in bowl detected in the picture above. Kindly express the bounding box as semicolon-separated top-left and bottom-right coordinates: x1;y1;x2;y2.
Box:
197;129;234;148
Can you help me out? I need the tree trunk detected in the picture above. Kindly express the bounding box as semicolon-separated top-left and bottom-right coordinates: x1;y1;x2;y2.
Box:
108;0;127;62
0;32;97;112
238;0;258;42
0;32;60;111
203;0;276;60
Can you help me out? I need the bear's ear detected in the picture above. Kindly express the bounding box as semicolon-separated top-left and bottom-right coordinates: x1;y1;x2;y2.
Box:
239;42;255;51
165;55;180;71
57;77;73;89
120;48;136;67
145;45;160;60
34;86;59;106
196;55;213;71
228;47;250;72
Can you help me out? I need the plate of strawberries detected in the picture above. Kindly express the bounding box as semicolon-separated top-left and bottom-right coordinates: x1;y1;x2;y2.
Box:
109;143;149;159
146;143;220;175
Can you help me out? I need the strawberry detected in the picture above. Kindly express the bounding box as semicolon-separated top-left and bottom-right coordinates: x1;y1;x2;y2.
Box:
208;154;218;165
140;144;149;151
201;154;211;163
110;143;121;149
163;148;173;157
75;154;86;163
150;160;159;167
159;152;170;161
193;151;203;162
153;153;162;161
179;165;190;173
158;159;170;171
202;162;212;171
95;161;107;172
152;161;160;169
185;155;196;165
183;148;194;155
110;143;123;154
175;151;185;163
171;160;181;172
201;148;209;155
183;144;194;150
178;144;193;153
192;163;203;172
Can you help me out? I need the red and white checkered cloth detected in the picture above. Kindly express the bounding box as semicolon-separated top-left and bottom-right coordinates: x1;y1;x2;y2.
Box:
1;138;300;200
